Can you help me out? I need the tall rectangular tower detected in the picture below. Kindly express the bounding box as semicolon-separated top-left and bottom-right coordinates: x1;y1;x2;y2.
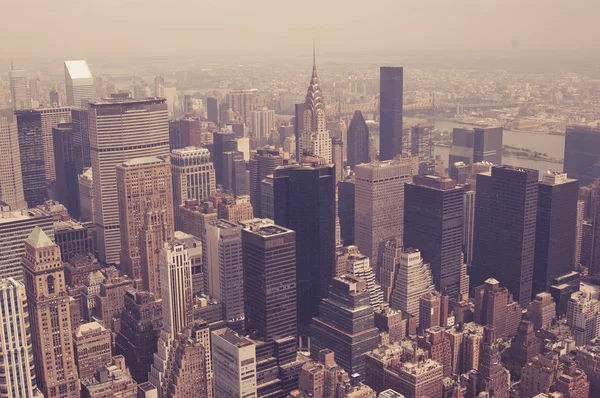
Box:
71;108;90;175
64;60;95;107
240;218;297;340
9;69;30;110
564;125;600;186
116;156;174;290
404;175;464;296
0;107;26;210
212;328;257;398
15;110;46;206
89;97;170;264
53;123;81;218
533;171;578;295
249;147;283;218
354;159;412;275
347;110;370;169
273;163;336;332
472;165;539;306
39;107;72;181
379;67;403;160
22;227;80;398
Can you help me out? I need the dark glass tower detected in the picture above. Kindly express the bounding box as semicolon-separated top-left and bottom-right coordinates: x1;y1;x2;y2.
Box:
404;175;464;296
207;97;218;124
533;171;578;295
347;110;370;168
223;151;248;196
273;163;335;332
213;130;237;186
564;125;600;186
310;275;379;379
248;147;282;217
241;219;297;340
472;165;539;306
16;110;47;207
71;108;90;175
379;67;403;161
338;177;355;246
53;123;80;218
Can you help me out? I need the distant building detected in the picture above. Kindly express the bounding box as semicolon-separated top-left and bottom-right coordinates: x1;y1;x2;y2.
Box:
251;106;274;139
53;123;80;216
206;97;218;124
71;108;90;174
564;125;600;186
347;110;370;169
411;123;433;161
0;107;26;210
39;107;73;181
15;110;47;206
448;127;503;166
9;68;30;110
379;67;404;161
64;60;95;107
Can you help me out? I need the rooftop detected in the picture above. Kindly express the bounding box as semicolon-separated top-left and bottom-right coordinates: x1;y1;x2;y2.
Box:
89;97;166;107
25;227;54;248
214;328;254;348
122;156;164;167
239;218;292;236
55;219;86;231
74;321;106;338
0;207;51;225
64;60;93;79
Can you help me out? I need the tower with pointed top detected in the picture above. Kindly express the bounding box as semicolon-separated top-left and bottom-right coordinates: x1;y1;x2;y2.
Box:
22;227;81;398
294;43;332;162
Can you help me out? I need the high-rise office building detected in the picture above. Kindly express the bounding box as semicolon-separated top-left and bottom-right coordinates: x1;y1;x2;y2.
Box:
332;138;344;182
380;237;402;303
389;248;435;325
411;123;433;161
213;130;237;186
448;127;503;166
0;107;26;210
346;252;384;308
533;171;578;295
473;278;521;340
226;90;257;125
203;219;245;330
338;177;355;246
241;218;297;340
64;60;95;107
207;97;218;124
171;147;215;228
212;328;257;398
0;278;43;398
154;76;164;97
295;47;329;161
310;275;379;379
472;165;539;306
347;110;370;169
115;290;162;383
53;123;81;218
476;326;510;398
354;159;412;274
9;68;30;110
117;156;174;290
404;175;464;296
527;292;556;331
89;97;170;264
249;147;282;218
179;117;202;147
15;110;46;206
463;190;475;265
274;163;336;331
589;182;600;276
0;206;53;280
223;151;248;196
22;227;80;398
564;125;600;186
576;200;585;269
379;67;403;161
71;108;91;175
39;107;72;181
78;168;94;222
251;106;275;139
73;321;112;379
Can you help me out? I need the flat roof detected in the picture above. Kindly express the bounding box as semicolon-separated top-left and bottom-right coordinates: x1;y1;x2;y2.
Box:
122;157;164;167
89;97;166;107
216;329;254;347
65;60;93;79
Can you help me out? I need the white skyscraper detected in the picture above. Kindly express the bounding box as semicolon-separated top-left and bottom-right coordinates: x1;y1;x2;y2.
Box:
64;60;95;107
346;251;384;308
212;328;257;398
0;278;44;397
89;98;170;264
390;248;436;325
251;106;275;139
9;69;29;110
0;107;26;210
354;158;413;274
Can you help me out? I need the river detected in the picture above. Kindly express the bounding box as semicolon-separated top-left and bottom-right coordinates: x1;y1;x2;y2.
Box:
404;117;566;175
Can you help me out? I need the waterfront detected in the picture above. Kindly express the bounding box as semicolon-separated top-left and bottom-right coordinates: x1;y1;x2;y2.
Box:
405;117;566;175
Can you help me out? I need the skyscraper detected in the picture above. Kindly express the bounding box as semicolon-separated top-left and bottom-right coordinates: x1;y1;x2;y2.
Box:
463;190;476;265
274;163;336;331
404;175;464;296
338;177;355;246
117;156;174;290
380;237;402;303
9;68;30;110
71;108;91;175
389;248;435;325
332;138;344;182
206;97;218;124
564;125;600;186
346;252;384;308
477;326;510;398
15;110;46;206
347;110;370;169
64;60;95;107
251;106;275;139
22;227;80;398
472;165;539;306
0;278;43;398
39;107;72;181
448;127;503;166
73;321;112;379
379;67;403;161
203;219;245;330
411;123;433;161
171;147;215;228
354;159;412;274
533;171;579;295
211;328;257;398
154;76;164;97
223;151;248;196
89;97;170;264
0;107;26;210
226;90;257;125
249;147;282;218
310;275;379;379
78;168;94;222
53;123;81;218
213;130;237;186
241;218;297;340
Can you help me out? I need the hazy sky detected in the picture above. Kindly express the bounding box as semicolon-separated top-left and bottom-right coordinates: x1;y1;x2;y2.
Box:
3;0;599;58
